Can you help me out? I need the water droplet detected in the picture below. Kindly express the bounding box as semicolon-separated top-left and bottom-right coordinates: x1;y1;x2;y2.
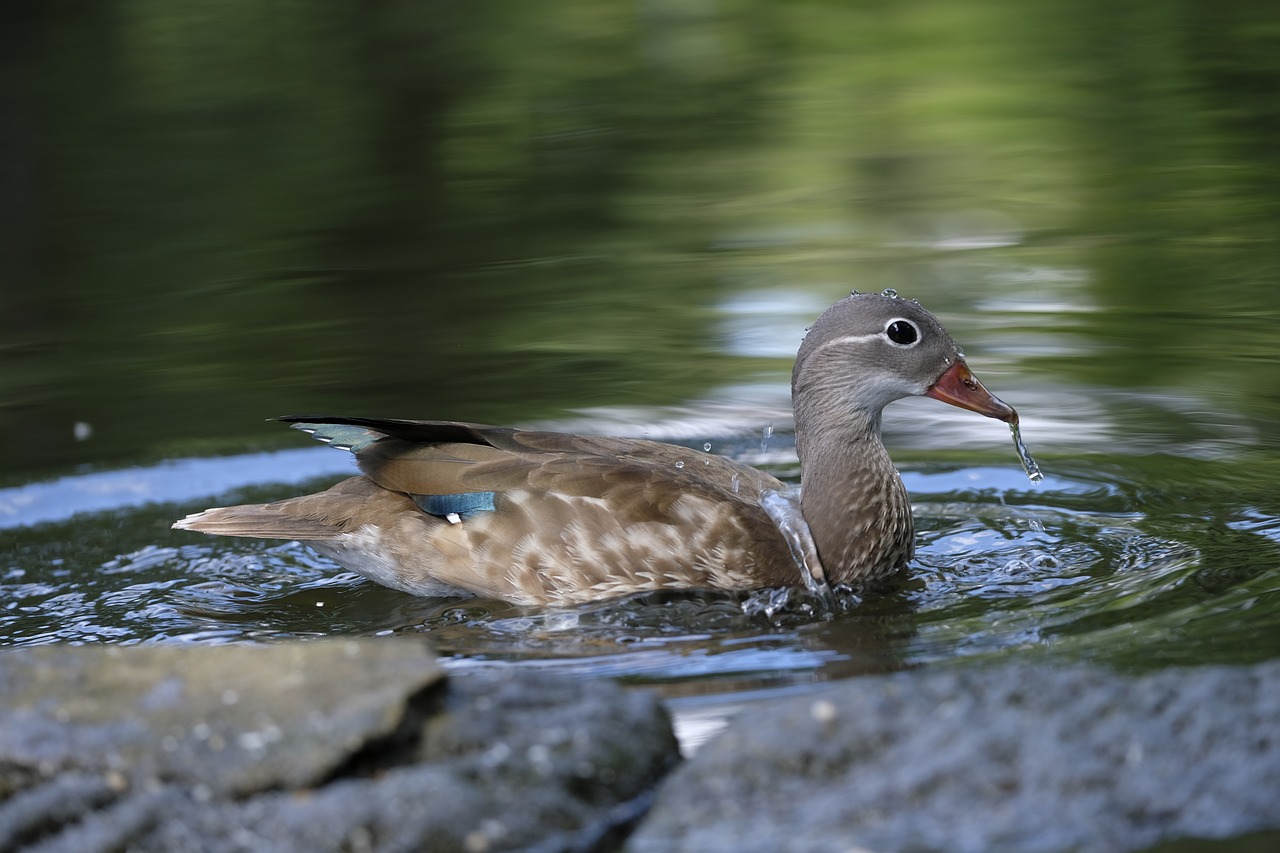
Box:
849;289;861;296
881;288;898;298
1009;421;1043;483
760;423;774;454
703;442;712;452
675;461;685;469
731;474;741;493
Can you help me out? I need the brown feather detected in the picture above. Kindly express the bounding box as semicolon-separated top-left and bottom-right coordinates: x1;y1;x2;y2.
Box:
175;437;802;605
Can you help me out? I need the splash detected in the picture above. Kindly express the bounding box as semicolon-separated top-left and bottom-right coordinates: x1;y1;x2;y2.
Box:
760;488;831;601
1009;420;1043;483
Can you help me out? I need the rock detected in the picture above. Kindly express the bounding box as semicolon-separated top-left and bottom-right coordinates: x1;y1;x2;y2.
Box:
627;661;1280;853
0;641;444;799
0;641;678;852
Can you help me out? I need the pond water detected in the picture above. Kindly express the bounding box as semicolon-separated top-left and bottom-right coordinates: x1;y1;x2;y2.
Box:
3;0;1279;793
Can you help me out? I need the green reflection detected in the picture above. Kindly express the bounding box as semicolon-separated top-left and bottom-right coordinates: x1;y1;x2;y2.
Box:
2;0;1278;478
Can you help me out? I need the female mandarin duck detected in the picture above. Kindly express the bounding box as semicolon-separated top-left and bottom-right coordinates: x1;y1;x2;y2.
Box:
174;293;1022;605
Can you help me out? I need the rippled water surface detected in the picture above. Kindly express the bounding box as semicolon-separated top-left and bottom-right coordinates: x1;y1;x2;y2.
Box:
4;431;1278;751
3;0;1279;788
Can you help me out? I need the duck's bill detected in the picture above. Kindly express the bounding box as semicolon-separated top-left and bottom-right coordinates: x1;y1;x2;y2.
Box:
924;360;1018;424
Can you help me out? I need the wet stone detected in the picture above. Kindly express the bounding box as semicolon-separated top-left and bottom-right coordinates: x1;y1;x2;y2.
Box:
0;640;444;797
0;640;679;852
628;661;1280;853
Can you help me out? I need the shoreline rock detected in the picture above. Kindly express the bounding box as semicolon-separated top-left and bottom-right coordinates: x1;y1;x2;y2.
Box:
628;661;1280;853
0;641;678;852
4;642;1279;853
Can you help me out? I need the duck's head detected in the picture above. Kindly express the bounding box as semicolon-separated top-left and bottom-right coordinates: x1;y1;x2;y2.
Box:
791;292;1015;442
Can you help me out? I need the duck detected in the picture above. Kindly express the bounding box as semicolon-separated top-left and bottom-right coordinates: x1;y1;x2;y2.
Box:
173;292;1021;605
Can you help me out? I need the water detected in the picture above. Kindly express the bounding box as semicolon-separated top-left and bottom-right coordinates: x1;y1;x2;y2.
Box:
759;487;830;594
3;2;1280;844
1009;421;1044;483
3;436;1277;747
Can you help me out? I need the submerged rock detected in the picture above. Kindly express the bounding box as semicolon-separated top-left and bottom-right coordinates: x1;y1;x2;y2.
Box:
628;661;1280;853
0;641;678;852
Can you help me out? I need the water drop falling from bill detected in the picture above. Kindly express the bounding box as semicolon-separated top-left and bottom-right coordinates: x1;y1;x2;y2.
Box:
1009;422;1043;483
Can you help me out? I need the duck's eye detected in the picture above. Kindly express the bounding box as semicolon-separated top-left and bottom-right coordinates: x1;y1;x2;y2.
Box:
885;319;919;346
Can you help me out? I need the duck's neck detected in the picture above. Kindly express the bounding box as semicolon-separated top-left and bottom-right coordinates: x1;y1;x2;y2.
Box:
795;413;914;586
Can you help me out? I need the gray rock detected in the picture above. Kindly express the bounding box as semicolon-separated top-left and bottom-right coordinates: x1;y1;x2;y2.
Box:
0;641;444;798
0;641;678;852
628;661;1280;853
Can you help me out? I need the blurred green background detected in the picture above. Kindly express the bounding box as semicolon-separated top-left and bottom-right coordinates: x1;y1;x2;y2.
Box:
2;0;1277;479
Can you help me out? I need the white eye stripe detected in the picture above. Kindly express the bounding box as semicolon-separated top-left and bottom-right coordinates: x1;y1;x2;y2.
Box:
808;332;883;356
808;325;925;357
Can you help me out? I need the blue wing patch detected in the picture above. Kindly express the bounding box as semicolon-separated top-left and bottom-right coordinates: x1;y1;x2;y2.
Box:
413;492;497;520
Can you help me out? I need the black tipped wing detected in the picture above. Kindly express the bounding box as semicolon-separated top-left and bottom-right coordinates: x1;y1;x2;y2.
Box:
278;415;514;447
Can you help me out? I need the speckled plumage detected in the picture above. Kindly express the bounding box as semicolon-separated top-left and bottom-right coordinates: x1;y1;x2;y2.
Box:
174;294;1018;605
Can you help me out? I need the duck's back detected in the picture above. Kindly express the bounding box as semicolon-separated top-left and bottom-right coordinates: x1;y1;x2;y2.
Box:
175;417;805;605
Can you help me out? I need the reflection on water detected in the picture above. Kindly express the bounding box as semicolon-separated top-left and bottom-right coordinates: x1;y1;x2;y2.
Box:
0;449;356;530
4;0;1279;478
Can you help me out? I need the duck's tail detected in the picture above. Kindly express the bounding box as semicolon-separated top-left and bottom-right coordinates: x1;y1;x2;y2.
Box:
173;497;349;541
